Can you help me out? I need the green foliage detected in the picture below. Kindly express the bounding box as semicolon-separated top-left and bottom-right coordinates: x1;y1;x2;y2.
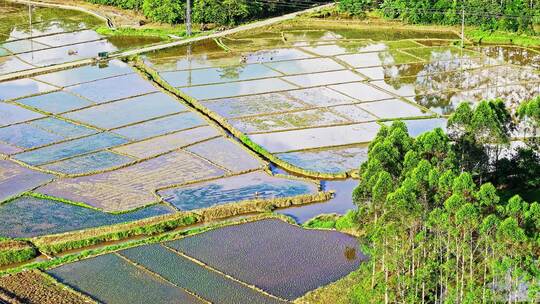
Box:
517;96;540;146
0;242;38;266
466;28;540;46
303;215;337;229
335;210;358;230
379;0;539;33
86;0;327;25
193;0;254;25
303;210;358;230
142;0;185;24
87;0;143;10
448;100;514;182
351;100;540;303
337;0;374;17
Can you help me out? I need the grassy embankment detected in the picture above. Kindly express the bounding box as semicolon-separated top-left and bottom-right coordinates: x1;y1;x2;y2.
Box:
0;240;38;267
96;25;206;40
32;190;331;255
466;29;540;46
0;213;296;276
0;189;331;267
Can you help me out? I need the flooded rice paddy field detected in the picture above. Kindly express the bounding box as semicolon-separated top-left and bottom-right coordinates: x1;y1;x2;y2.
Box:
0;0;161;75
158;171;318;211
1;8;539;302
48;219;363;303
142;26;540;174
0;58;317;235
0;159;52;202
0;196;174;238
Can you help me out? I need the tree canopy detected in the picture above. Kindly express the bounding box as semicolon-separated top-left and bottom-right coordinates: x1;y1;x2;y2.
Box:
338;0;540;33
350;99;539;303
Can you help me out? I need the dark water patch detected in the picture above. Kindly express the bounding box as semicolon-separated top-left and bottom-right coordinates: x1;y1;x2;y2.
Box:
119;244;283;303
166;218;364;300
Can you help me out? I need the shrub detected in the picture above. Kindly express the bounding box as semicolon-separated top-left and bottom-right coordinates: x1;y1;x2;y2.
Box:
142;0;185;24
87;0;143;10
335;210;358;230
0;241;38;266
337;0;374;17
193;0;256;25
304;214;338;229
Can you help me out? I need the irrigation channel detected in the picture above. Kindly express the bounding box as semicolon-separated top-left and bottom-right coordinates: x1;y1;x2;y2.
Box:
0;0;539;302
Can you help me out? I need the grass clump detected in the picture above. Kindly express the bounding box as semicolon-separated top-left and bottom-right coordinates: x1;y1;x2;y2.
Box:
33;213;200;255
466;29;540;46
0;240;38;266
303;210;359;231
96;26;192;39
303;214;338;229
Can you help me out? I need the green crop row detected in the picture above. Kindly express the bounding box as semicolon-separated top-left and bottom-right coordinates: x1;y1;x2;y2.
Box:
0;241;38;267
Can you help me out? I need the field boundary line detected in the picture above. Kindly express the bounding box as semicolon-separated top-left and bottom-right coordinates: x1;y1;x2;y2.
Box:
114;252;212;304
160;244;291;303
133;59;350;179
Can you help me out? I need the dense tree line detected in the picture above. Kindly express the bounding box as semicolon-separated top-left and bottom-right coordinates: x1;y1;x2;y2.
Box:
350;98;539;303
87;0;327;25
338;0;540;33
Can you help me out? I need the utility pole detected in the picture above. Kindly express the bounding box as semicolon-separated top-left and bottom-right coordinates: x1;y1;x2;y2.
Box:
186;0;192;36
461;1;465;48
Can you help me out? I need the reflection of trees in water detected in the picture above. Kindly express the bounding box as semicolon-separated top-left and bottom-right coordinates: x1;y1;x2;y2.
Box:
476;46;540;70
218;65;245;80
0;1;102;43
380;49;540;114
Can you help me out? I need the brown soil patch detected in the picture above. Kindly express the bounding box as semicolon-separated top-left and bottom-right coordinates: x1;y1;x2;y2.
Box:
0;271;93;304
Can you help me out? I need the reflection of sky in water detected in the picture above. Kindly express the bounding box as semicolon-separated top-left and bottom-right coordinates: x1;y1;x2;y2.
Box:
384;118;447;137
181;78;296;100
35;59;133;87
0;78;57;100
0;102;43;126
161;64;281;87
250;122;380;153
159;171;316;211
276;179;358;223
0;196;172;238
276;146;368;174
